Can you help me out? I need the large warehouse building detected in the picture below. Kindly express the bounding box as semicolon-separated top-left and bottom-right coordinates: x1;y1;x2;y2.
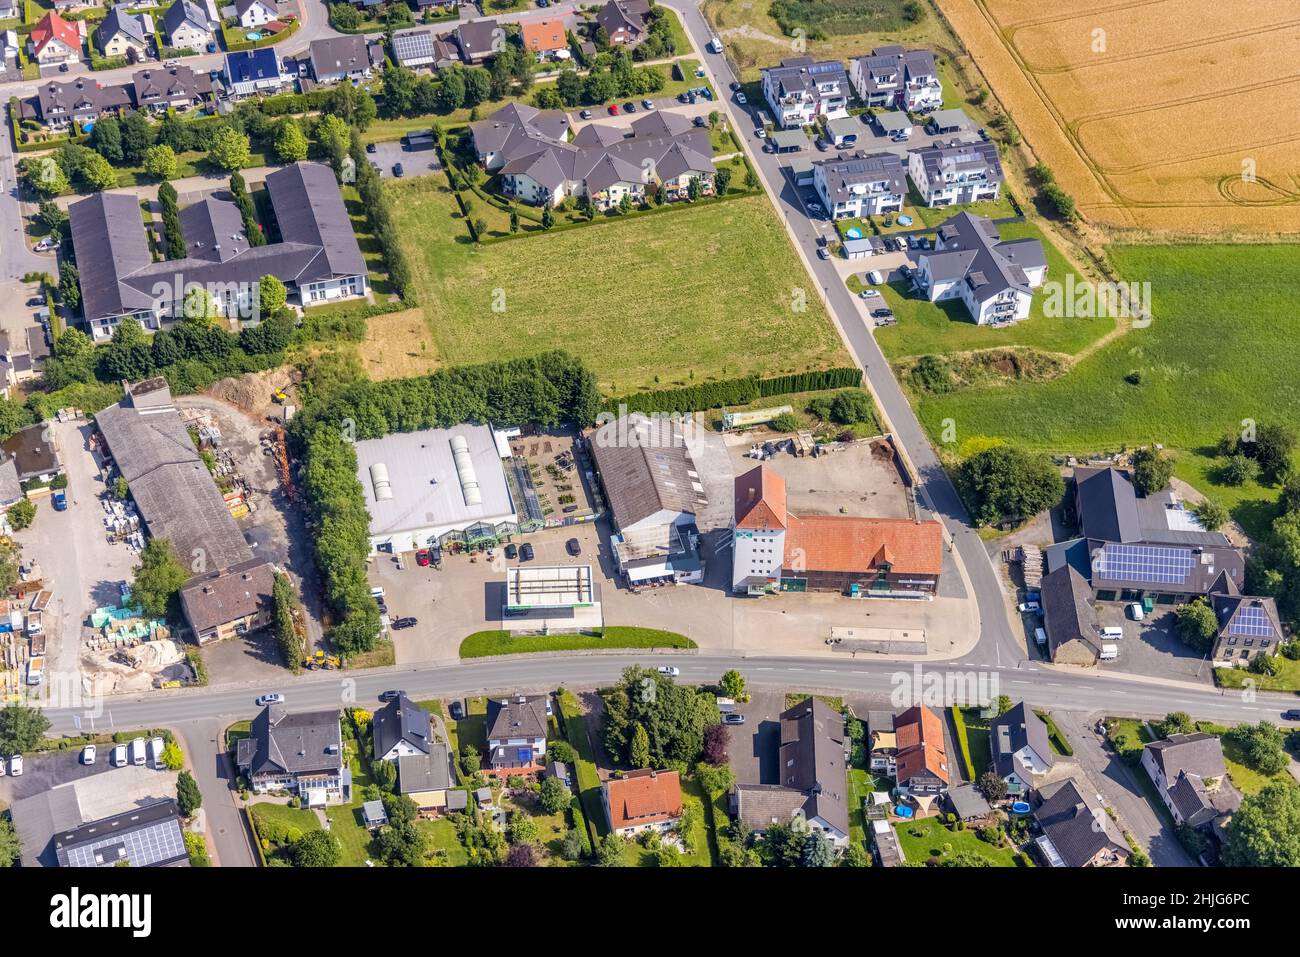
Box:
354;424;519;554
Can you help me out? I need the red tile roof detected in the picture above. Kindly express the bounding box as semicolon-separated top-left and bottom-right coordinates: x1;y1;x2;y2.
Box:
605;769;682;831
32;12;79;58
521;18;567;52
734;464;787;530
785;513;943;575
894;705;949;785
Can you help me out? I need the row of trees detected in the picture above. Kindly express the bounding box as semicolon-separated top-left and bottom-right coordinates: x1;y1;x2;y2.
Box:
533;49;668;111
606;366;862;419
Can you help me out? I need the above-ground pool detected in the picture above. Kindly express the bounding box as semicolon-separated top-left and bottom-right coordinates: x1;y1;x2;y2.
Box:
894;805;914;819
246;32;262;40
896;214;914;226
1011;801;1032;814
845;227;863;239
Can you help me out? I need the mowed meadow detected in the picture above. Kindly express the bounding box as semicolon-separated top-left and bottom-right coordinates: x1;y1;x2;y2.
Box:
388;178;850;395
914;244;1300;452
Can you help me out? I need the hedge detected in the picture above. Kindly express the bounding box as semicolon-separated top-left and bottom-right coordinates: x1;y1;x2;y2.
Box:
603;367;863;417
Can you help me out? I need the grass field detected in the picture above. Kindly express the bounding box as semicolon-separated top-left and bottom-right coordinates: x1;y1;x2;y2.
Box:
938;0;1300;233
390;178;849;394
893;815;1020;866
459;627;697;658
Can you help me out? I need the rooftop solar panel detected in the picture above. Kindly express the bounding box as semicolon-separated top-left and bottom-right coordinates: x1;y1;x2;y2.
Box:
1230;604;1275;638
1095;543;1195;585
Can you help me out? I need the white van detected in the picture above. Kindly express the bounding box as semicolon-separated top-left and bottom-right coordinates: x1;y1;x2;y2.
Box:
1034;627;1047;646
1099;643;1119;661
111;744;128;767
129;737;147;766
149;736;166;770
1101;626;1124;640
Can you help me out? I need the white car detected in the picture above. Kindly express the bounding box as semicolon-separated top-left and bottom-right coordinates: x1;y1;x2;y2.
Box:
33;238;57;252
735;91;747;104
81;744;96;765
1018;601;1040;613
867;270;884;285
656;665;681;677
8;754;22;776
754;127;766;139
859;289;880;299
1127;603;1145;621
111;744;128;767
256;692;285;706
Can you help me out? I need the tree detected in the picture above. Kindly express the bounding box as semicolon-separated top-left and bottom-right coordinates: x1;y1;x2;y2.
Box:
714;165;732;195
161;740;184;771
1223;781;1300;866
79;152;118;192
1173;598;1218;653
6;498;34;530
131;538;189;619
938;850;994;867
955;445;1065;527
559;828;585;861
719;669;746;700
801;830;836;867
113;477;130;500
460;742;480;775
1245;422;1297;481
597;833;625;866
1192;499;1229;532
701;722;728;765
0;704;50;755
120;110;156;164
292;829;342;867
37;199;68;236
258;275;288;317
0;815;17;868
274;119;309;163
1130;446;1173;496
1222;452;1259;486
142;144;178;181
694;762;734;796
26;156;69;196
505;842;537;866
507;816;540;845
547;740;577;765
977;770;1008;802
1156;711;1195;737
829;389;874;424
315;114;351;172
1225;722;1289;776
158;180;185;260
539;775;572;814
208;127;251;171
541;204;555;229
629;723;651;768
91;115;124;162
840;842;871;867
176;770;203;816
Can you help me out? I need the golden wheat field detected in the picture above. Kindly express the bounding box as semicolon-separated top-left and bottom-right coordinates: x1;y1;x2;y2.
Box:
939;0;1300;234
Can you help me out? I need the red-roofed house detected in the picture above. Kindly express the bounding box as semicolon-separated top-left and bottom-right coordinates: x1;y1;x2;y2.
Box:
29;12;81;65
520;18;567;59
731;462;943;596
894;705;950;801
602;768;682;837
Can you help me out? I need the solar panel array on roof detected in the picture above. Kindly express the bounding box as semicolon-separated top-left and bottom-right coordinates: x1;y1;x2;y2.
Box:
1096;543;1195;585
56;803;186;868
1230;604;1275;637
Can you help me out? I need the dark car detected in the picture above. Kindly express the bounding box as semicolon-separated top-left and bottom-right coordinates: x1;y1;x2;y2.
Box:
692;115;706;128
449;700;465;720
1284;709;1300;721
566;538;581;556
415;549;431;566
391;616;417;630
366;142;377;153
722;712;746;725
623;102;636;113
729;81;741;92
520;543;535;561
504;543;518;560
871;308;893;318
378;689;405;702
392;163;404;177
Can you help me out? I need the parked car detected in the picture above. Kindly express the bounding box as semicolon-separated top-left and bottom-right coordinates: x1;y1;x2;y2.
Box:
1127;602;1145;621
859;289;881;299
1017;601;1040;613
978;127;990;141
392;163;404;177
807;201;823;214
449;700;465;721
416;549;431;566
378;690;405;702
81;745;96;765
504;543;518;560
867;270;884;285
692;115;706;128
656;665;681;677
754;127;766;138
8;754;21;776
33;238;57;252
256;693;285;706
623;102;636;113
566;538;581;556
874;312;896;327
366;142;377;153
392;616;417;630
111;744;128;767
735;91;747;104
579;109;592;120
520;543;535;561
729;81;741;91
608;103;620;115
818;247;831;260
722;712;746;725
641;98;654;109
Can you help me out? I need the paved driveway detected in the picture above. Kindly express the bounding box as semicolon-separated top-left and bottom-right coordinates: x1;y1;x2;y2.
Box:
726;691;787;787
370;139;444;180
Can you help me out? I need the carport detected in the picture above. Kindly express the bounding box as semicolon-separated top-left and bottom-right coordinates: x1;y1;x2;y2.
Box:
769;128;809;154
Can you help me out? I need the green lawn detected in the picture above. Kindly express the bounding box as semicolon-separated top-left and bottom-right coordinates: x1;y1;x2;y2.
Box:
911;245;1300;513
1034;710;1074;757
620;779;714;866
391;178;849;394
557;690;608;840
1216;656;1300;693
875;220;1113;362
459;627;697;658
955;707;992;778
893;815;1020;866
418;816;470;866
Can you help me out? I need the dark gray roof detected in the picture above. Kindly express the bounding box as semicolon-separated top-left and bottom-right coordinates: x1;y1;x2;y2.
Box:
853;45;937;95
909;140;1003;191
732;783;809;832
1088;537;1245;595
177;558;275;635
446;788;468;810
99;6;149;46
945;783;992;820
179;195;247;261
55;799;188;868
925;212;1043;304
1034;778;1126;867
266;162;368;283
455;18;499;58
990;701;1055;778
595;0;650;38
1041;563;1101;656
68;191;154;322
813;150;906;205
764;57;849;98
9;783;83;867
162;0;209;38
237;705;342;778
0;423;59;481
486;695;548;741
1074;466;1141;543
32;76;133;123
776;697;849;837
133;64;212;108
374;693;432;757
309;34;372;78
590;414;708;530
1212;592;1282;643
1145;733;1228;782
398;745;451;795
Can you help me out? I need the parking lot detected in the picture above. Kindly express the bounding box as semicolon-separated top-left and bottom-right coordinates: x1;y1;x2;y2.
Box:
0;748;177;808
368;138;443;180
1095;603;1210;682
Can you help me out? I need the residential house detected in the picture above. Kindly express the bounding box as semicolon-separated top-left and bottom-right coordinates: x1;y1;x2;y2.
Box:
454;18;499;64
162;0;214;53
308;34;378;84
236;705;351;804
521;18;567;59
97;6;154;60
893;705;949;801
989;701;1056;796
595;0;651;46
391;27;459;71
1040;563;1103;666
945;783;992;822
731;463;944;597
484;694;549;774
603;768;682;838
761;57;850;129
25;76;132;130
731;697;850;848
0;424;61;486
812;150;906;220
908;139;1002;207
132;64;213;114
398;746;453;811
373;693;432;762
0;331;35;393
867;709;897;776
850;45;942;111
1033;778;1128;867
472;103;713;210
29;12;81;66
54;799;189;868
590;412;708;587
0;1;18;20
70;161;367;338
1142;733;1241;840
223;47;291;97
914;212;1047;325
1209;575;1284;667
177;558;275;644
232;0;277;29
